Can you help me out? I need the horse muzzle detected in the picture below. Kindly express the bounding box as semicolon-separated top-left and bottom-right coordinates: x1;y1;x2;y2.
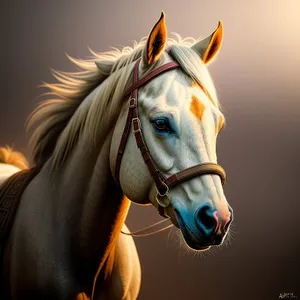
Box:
174;203;233;251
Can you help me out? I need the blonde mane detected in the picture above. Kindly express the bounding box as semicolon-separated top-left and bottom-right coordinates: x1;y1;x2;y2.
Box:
0;146;29;170
27;34;219;169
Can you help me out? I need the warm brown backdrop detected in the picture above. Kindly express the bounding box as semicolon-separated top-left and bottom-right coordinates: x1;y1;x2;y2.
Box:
1;1;299;299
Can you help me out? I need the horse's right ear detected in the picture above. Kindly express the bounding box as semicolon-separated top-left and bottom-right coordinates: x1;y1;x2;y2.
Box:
191;21;223;65
142;11;167;66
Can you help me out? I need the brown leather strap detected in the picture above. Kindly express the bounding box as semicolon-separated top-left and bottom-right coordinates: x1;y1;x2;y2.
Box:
166;163;226;187
0;168;39;243
132;111;168;195
131;60;169;195
115;59;180;185
124;60;180;97
114;97;137;183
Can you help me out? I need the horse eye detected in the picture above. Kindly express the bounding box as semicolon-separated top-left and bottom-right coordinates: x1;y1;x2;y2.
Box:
152;118;172;133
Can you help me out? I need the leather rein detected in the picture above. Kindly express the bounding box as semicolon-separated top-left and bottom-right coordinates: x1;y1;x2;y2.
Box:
115;58;227;220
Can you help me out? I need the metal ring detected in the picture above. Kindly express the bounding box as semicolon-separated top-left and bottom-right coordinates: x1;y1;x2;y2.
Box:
156;181;169;197
155;184;171;208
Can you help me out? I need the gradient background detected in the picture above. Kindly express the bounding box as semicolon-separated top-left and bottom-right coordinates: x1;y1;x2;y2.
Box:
1;1;300;299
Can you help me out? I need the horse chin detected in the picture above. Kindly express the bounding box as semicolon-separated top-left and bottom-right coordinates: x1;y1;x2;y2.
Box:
175;209;211;252
184;239;211;252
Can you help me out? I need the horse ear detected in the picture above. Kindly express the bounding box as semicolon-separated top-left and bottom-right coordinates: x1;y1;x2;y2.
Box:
143;11;167;66
95;61;113;75
192;21;223;64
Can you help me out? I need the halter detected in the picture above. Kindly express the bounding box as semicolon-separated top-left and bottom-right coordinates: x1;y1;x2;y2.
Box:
115;58;226;218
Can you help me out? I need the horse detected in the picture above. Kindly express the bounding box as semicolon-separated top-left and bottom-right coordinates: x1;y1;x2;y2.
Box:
0;12;233;300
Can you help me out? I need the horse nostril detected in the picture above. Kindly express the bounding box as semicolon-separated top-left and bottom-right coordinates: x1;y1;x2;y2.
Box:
195;203;218;236
201;208;215;229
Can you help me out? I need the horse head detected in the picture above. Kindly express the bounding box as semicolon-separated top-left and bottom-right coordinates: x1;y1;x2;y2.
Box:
110;12;233;251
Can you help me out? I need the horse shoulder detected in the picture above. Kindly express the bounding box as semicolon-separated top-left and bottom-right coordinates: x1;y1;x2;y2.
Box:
95;223;141;300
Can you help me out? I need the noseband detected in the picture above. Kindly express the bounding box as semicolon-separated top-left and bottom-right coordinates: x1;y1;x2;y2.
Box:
115;58;226;218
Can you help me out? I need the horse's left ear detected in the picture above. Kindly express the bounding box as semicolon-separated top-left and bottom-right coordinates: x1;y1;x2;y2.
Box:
192;21;223;64
143;11;167;66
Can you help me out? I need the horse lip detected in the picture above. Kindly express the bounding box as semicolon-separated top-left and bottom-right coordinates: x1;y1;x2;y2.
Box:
174;209;210;251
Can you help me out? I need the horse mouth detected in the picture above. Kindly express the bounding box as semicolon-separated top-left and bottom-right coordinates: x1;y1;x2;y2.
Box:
174;210;211;251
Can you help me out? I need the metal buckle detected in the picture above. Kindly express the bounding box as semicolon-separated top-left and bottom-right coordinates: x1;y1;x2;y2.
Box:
129;98;136;108
132;118;141;133
155;183;171;208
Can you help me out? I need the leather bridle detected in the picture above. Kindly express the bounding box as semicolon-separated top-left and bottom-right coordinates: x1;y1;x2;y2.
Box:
115;58;226;218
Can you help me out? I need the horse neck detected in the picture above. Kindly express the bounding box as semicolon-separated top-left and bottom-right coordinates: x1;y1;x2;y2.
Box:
49;130;130;289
